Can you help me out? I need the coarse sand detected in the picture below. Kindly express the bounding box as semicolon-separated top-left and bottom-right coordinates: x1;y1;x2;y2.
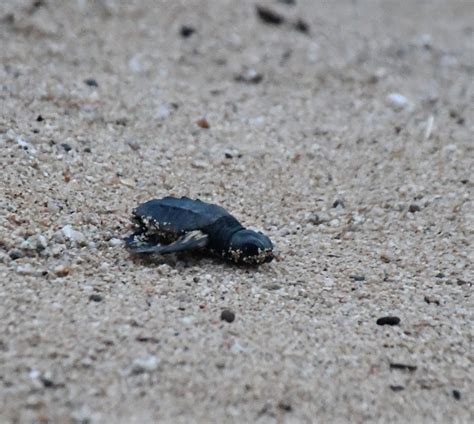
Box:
0;0;473;423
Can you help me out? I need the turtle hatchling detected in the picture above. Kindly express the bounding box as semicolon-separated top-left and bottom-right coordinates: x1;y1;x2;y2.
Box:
125;196;274;265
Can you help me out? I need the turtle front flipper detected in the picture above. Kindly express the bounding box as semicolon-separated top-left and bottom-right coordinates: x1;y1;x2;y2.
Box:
125;230;209;255
158;230;209;254
124;230;165;253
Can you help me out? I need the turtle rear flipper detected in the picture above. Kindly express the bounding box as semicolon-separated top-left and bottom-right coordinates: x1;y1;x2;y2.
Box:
126;230;209;255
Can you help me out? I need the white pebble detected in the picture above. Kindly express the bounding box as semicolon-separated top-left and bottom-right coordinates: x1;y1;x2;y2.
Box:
61;225;86;245
181;316;194;325
155;104;172;120
131;355;160;373
16;264;34;275
386;93;411;110
109;238;123;247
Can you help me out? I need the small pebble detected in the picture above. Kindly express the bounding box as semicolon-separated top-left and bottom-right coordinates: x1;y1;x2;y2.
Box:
126;140;141;151
16;264;35;275
131;355;160;374
9;250;23;260
308;213;328;225
390;385;405;392
36;115;44;122
376;316;400;326
220;309;235;323
435;272;445;278
234;69;263;84
256;5;285;25
224;149;242;159
61;225;86;245
380;254;391;263
263;283;282;290
332;199;345;209
40;374;56;388
452;389;461;400
115;118;128;126
180;25;196;38
84;78;98;87
424;295;440;305
109;238;123;247
54;264;70;277
408;204;421;213
196;118;210;129
389;363;417;372
386;93;410;110
89;294;103;302
20;235;41;252
294;19;309;33
278;401;292;412
350;275;365;282
61;143;72;152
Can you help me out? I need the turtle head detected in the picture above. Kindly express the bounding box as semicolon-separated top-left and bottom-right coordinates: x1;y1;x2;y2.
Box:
228;229;274;265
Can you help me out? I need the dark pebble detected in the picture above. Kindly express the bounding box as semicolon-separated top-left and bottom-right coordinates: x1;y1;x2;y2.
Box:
424;295;440;305
332;199;345;208
89;294;103;302
350;275;365;282
32;0;46;10
408;204;421;213
263;283;282;290
390;385;405;392
294;19;309;33
308;213;327;225
435;272;445;278
220;309;235;323
40;376;55;388
84;78;98;87
180;25;196;38
278;401;292;412
9;250;23;260
61;143;72;152
389;363;417;372
115;118;128;126
36;115;44;122
224;152;242;159
256;5;285;25
278;0;295;4
452;389;461;400
234;71;263;84
196;118;210;129
376;316;400;326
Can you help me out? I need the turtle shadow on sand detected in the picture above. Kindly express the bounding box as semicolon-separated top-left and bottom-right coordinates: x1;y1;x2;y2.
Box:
126;249;274;270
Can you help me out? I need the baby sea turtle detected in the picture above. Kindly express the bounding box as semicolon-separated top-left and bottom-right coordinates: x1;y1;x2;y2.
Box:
125;196;274;265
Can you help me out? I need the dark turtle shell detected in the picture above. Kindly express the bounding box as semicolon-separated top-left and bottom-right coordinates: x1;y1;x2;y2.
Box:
132;196;231;235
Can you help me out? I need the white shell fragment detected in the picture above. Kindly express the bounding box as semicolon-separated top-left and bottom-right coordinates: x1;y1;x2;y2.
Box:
386;93;411;111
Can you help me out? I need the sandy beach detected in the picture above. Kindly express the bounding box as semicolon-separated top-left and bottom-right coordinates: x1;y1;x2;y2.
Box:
0;0;473;422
